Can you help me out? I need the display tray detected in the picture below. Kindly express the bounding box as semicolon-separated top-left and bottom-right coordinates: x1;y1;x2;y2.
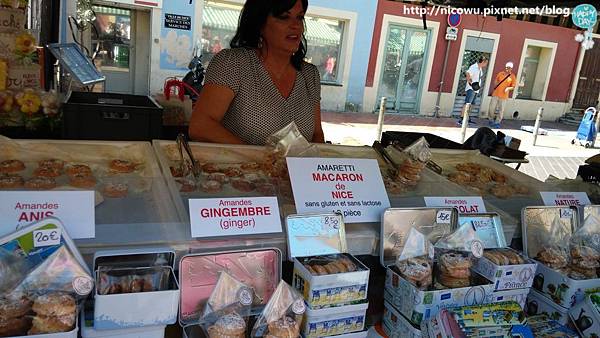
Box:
428;149;547;237
0;138;181;245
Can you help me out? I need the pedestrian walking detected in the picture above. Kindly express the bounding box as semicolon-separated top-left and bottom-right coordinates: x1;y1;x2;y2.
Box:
458;57;488;126
487;61;516;128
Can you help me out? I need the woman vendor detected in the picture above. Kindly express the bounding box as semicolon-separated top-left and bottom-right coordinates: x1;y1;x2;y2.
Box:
188;0;325;145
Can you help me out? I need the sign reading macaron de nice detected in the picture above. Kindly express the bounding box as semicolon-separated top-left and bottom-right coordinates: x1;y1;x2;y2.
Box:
286;157;390;223
0;191;95;239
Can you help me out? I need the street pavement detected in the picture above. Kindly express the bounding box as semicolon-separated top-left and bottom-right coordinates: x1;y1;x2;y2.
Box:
321;112;599;181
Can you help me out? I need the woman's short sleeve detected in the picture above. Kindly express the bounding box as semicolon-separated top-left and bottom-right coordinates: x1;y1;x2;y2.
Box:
204;49;241;94
304;63;321;107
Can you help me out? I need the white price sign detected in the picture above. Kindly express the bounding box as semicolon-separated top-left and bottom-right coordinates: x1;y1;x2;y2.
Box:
436;210;452;224
286;157;390;223
33;228;61;247
189;197;282;238
560;208;574;219
540;192;591;207
0;191;95;239
424;196;486;214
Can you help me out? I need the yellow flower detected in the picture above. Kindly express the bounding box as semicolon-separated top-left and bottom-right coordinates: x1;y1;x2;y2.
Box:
15;33;37;54
0;91;13;112
18;91;41;115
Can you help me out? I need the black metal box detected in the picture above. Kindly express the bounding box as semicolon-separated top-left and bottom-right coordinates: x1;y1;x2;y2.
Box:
62;92;163;141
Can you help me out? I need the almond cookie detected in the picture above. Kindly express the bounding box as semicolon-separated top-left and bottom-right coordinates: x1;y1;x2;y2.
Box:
484;250;510;265
32;293;76;317
69;173;96;189
535;247;568;269
0;296;33;319
103;183;128;198
397;257;432;290
33;166;62;178
0;316;32;337
0;174;24;189
201;180;223;193
66;164;92;177
207;313;246;338
25;177;57;190
28;314;75;334
0;159;25;173
498;249;525;265
38;159;65;170
267;316;300;338
109;159;137;173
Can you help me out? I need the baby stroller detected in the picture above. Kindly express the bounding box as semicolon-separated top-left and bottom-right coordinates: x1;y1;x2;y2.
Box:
572;107;597;148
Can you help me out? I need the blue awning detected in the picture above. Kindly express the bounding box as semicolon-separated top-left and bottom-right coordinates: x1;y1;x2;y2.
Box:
202;5;342;46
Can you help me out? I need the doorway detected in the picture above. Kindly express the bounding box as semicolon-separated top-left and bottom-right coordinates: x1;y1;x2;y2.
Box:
90;4;150;95
573;38;600;109
377;25;430;114
452;36;494;116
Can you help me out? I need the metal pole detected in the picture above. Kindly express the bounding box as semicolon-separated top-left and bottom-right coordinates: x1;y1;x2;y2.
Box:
533;107;544;146
592;108;600;148
460;103;471;143
435;39;452;118
376;97;387;142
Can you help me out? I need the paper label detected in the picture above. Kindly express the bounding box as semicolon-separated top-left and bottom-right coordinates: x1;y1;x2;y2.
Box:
436;210;452;224
72;276;94;296
189;197;281;238
0;191;95;239
540;192;591;207
424;196;486;214
32;228;61;247
471;240;484;258
560;208;574;219
286;157;391;223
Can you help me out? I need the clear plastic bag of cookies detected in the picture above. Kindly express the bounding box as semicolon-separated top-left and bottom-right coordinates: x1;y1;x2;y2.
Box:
568;214;600;280
404;137;432;164
97;266;170;295
251;281;305;338
199;272;253;338
300;254;359;276
0;247;28;294
263;121;319;179
13;245;94;300
433;223;484;289
394;228;434;290
534;215;571;271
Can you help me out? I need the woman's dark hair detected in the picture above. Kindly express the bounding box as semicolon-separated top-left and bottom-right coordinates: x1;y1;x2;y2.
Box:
230;0;308;70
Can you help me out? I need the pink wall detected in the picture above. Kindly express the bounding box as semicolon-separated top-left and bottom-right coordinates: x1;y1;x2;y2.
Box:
366;1;581;102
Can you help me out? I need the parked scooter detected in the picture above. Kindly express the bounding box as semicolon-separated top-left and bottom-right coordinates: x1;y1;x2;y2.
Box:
182;46;205;103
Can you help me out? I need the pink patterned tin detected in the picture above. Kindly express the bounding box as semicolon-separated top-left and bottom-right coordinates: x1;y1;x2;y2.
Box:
178;248;282;325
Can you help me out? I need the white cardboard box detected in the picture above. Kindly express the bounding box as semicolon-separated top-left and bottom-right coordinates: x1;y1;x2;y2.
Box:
287;214;369;308
93;248;180;329
303;301;368;338
486;288;529;309
473;249;537;291
569;293;600;337
526;289;570;325
383;300;422;338
385;265;494;326
81;310;165;338
531;261;600;309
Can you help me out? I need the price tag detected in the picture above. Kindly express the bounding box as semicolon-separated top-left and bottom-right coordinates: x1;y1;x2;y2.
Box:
471;240;484;258
560;208;574;219
436;210;452;224
322;215;341;230
33;228;61;247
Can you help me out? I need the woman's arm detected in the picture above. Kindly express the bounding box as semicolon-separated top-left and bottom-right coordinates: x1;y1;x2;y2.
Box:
188;84;245;144
312;104;325;143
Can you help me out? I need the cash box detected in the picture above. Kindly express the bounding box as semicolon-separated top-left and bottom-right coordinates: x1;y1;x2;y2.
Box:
465;213;538;291
380;208;495;326
178;248;282;338
93;248;180;329
522;206;600;308
286;213;369;308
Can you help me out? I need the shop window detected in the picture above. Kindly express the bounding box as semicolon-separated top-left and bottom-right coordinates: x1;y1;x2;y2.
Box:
91;5;132;70
201;1;346;84
517;45;553;100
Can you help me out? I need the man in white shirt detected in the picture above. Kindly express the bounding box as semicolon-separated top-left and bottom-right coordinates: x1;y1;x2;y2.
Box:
458;57;488;125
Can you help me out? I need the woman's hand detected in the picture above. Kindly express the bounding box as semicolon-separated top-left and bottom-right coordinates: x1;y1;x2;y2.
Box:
188;84;245;144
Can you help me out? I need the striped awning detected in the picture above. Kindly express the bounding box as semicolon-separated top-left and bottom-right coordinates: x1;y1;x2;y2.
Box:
202;5;341;45
92;5;131;16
